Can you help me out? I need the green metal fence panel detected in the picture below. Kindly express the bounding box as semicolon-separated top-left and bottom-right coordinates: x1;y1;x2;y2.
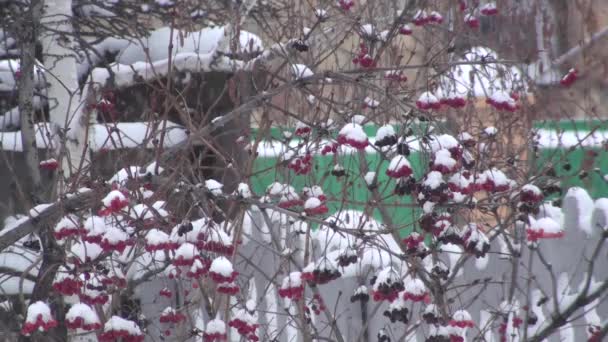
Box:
534;120;608;199
250;124;431;236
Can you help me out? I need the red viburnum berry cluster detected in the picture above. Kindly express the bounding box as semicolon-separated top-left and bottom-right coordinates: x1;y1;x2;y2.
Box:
480;2;498;16
420;212;452;237
337;0;354;11
288;153;313;175
416;91;441;110
203;319;227;342
229;317;258;341
159;308;186;324
99;316;144;342
526;217;564;242
294;122;311;136
209;269;238;284
321;141;339;155
301;259;342;285
159;287;172;298
39;158;59;171
279;272;305;300
384;70;408;82
413;10;443;26
486;91;519;112
560;68;578;87
186;257;211;279
402;232;425;253
372;270;404;302
352;43;376;69
398;24;413;35
450;310;475;328
21;302;58;335
337;123;369;150
203;240;235;255
464;13;480;28
309;294;326;315
53;274;83;296
402;278;430;302
98;190;129;216
304;197;329;215
440;94;467;108
386;155;413;178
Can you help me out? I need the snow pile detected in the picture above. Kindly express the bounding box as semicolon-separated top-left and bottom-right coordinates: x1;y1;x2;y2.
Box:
65;303;101;331
128;202;169;222
107;165;159;186
337;123;369;149
69;241;103;264
304;197;328;215
402;277;428;302
100;226;131;253
279;272;304;300
363;96;380;109
422;171;445;190
450;309;474;328
21;301;57;335
53;215;84;240
205;179;224;196
461;223;490;257
99;316;143;342
291;64;314;80
229;303;258;340
82;216;108;243
235;183;252;198
145;229;173;251
204;227;234;255
374;125;397;147
204;318;227;341
159;307;186;324
527;217;564;242
302;185;326;201
100;190;129;216
440;47;526;98
487;90;518;111
432;149;458;174
53;267;83;296
386;155;412;178
477;168;515;192
209;256;237;283
416;91;441;110
364;172;376;186
480;2;498;16
173;243;199;266
80;277;109;305
372;267;404;302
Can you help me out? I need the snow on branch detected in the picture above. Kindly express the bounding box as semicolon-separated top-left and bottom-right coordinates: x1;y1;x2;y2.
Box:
0;188;95;252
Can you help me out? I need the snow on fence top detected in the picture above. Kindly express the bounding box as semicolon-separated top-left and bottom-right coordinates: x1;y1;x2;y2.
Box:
534;128;608;148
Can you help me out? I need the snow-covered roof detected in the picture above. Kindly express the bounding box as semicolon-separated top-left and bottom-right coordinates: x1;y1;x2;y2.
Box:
0;121;187;152
114;26;262;65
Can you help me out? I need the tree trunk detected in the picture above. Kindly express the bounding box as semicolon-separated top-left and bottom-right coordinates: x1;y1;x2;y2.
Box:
17;0;44;205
